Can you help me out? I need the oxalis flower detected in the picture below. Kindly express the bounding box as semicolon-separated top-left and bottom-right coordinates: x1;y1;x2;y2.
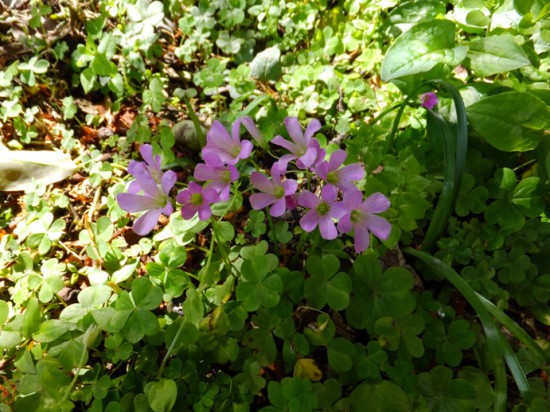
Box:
177;182;219;221
127;143;163;193
420;92;438;110
194;162;239;201
250;163;298;217
117;168;176;236
337;190;391;253
315;149;365;192
298;185;347;240
272;117;323;170
201;118;254;166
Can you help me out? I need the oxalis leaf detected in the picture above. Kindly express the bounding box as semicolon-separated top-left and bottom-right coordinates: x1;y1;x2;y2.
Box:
467;91;550;152
381;20;467;81
0;146;76;191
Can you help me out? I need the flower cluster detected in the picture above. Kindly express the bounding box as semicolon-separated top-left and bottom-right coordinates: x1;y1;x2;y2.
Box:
249;118;391;252
117;116;391;253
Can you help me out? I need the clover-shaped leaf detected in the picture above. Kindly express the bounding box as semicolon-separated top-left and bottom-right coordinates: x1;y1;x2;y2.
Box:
424;319;476;367
304;254;351;311
455;174;489;216
417;366;476;411
346;253;416;332
237;254;282;311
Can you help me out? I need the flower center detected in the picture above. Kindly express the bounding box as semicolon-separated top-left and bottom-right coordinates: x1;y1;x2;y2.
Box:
273;186;285;199
222;170;232;184
350;209;363;224
315;201;330;216
327;170;339;185
191;193;203;206
231;144;242;158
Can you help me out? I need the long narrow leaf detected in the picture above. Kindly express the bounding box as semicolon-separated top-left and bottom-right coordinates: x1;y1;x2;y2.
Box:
476;292;549;364
421;110;456;250
422;80;468;250
404;247;535;411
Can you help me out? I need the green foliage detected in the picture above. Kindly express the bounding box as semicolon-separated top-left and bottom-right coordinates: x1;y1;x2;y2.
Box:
1;0;549;410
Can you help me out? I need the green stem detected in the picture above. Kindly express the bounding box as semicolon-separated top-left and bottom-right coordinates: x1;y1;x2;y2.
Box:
158;318;185;380
181;95;206;149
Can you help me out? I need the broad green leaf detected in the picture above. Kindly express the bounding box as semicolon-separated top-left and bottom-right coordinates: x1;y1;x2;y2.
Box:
0;300;8;327
131;277;163;310
468;34;531;76
349;381;410;412
78;285;112;309
147;379;178;412
381;20;467;81
0;147;76;191
467;92;550;152
327;338;354;373
33;319;75;342
81;67;95;93
22;297;41;338
111;263;137;284
92;54;117;76
250;46;282;81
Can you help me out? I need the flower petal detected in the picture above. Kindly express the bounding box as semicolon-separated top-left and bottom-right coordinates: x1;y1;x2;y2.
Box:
320;184;338;203
318;217;338;240
285;117;305;147
298;190;320;209
133;208;162;236
161;170;177;195
338;163;365;182
194;163;217;181
140;144;160;170
117;193;159;213
343;189;363;211
135;171;161;198
207;121;232;149
197;204;212;220
365;215;392;241
162;202;173;216
270;198;286;217
304;118;322;140
328;150;346;171
330;202;348;219
241;116;263;145
250;172;274;194
353;225;371;253
271;135;298;154
337;214;352;233
362;193;391;214
300;210;319;232
283;179;298;196
250;193;276;210
297;146;318;169
180;204;198;220
239;139;253;159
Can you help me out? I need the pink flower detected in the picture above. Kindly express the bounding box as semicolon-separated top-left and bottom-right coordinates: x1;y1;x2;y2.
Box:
337;190;391;253
194;163;239;201
420;92;438;110
202;119;253;166
176;182;219;220
298;185;347;240
127;144;163;194
272;117;323;170
314;149;365;192
250;163;298;217
117;169;176;236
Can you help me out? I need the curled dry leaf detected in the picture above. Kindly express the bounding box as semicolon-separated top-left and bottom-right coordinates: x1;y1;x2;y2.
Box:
0;146;76;191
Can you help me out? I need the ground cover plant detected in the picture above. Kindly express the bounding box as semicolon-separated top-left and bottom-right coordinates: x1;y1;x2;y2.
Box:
0;0;549;411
